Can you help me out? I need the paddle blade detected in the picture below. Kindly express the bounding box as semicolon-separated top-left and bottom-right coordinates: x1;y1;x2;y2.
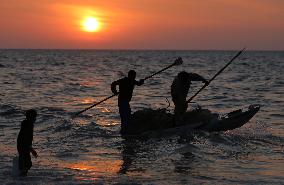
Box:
174;57;183;65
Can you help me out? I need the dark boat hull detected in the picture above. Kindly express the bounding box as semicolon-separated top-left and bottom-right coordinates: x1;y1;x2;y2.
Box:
124;105;260;135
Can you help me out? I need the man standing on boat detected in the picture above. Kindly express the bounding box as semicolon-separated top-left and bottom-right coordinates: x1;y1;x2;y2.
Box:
171;71;208;126
111;70;144;134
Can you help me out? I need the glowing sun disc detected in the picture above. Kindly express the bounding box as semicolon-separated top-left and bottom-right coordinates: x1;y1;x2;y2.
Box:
83;17;100;32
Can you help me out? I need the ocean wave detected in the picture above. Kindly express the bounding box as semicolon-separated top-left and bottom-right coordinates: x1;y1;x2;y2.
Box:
37;106;68;117
71;122;116;139
269;113;284;118
53;119;73;133
0;104;23;117
0;50;283;184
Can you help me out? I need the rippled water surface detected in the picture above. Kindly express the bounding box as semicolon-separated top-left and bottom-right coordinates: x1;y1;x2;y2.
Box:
0;49;283;184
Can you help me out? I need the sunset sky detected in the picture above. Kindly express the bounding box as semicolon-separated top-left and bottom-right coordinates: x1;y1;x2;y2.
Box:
0;0;283;50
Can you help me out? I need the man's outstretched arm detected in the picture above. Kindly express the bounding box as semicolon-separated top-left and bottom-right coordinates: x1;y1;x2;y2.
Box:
135;79;144;86
188;73;208;84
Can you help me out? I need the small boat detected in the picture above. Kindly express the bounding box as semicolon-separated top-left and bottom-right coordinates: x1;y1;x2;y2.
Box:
124;104;260;135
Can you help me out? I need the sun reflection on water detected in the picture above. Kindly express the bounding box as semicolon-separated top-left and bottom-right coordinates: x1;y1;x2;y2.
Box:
97;106;110;113
81;97;96;104
66;159;123;181
80;79;100;87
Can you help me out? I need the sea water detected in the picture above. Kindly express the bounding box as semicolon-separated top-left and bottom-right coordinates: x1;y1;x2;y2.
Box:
0;49;283;184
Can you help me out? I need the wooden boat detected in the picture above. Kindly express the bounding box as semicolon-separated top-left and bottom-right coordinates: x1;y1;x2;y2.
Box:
124;104;260;135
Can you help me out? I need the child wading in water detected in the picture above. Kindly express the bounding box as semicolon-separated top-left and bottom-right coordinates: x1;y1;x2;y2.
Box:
17;109;38;176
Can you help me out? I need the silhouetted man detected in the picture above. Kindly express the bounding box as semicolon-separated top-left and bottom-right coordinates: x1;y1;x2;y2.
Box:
171;71;208;126
17;109;38;176
111;70;144;134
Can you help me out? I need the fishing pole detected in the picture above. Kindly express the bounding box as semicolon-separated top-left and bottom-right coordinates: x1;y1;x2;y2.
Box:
186;48;246;104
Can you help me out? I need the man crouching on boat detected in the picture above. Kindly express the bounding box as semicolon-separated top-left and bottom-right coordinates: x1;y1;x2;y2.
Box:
111;70;144;134
171;71;208;126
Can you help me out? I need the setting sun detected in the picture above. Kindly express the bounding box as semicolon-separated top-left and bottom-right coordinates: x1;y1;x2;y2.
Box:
82;17;100;32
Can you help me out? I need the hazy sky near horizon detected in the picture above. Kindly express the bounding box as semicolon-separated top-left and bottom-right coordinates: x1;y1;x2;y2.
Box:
0;0;283;50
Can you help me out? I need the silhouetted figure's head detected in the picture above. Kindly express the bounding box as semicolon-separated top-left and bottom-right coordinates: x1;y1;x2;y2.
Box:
177;71;189;81
128;70;136;80
25;109;37;122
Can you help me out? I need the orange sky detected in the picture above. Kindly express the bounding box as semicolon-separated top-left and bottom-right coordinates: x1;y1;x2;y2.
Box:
0;0;283;50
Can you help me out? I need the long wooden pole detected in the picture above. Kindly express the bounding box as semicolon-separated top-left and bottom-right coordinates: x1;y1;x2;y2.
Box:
186;48;245;104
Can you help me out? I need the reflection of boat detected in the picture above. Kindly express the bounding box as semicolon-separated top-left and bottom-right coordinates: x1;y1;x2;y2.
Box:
124;105;260;135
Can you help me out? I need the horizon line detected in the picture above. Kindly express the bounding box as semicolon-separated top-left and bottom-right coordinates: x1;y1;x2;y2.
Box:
0;48;283;52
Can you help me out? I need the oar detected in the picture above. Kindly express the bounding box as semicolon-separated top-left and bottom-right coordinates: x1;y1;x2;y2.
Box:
186;48;245;104
73;57;183;116
73;94;116;116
